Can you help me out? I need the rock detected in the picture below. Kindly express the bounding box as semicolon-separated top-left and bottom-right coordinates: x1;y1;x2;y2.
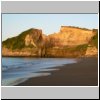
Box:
2;26;98;57
85;46;98;57
48;26;95;47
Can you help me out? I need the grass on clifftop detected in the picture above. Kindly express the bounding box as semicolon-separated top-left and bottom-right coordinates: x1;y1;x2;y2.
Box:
2;28;33;50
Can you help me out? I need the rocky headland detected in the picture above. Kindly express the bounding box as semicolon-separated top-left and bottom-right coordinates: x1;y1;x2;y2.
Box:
2;26;98;57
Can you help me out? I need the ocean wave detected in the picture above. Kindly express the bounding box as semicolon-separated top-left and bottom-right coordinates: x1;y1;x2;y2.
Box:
2;65;8;71
2;65;22;72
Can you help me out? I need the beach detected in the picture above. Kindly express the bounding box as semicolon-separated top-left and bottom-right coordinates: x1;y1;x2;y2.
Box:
17;57;98;86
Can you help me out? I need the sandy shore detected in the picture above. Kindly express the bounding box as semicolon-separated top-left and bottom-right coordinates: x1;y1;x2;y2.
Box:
17;57;98;86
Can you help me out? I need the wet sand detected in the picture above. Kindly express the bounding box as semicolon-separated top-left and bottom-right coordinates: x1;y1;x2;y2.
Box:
17;57;98;86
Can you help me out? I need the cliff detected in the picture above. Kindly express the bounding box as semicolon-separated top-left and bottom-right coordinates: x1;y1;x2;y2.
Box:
48;26;94;46
2;26;98;57
2;28;47;57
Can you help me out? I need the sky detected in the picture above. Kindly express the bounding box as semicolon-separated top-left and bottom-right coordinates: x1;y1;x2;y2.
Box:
2;14;98;41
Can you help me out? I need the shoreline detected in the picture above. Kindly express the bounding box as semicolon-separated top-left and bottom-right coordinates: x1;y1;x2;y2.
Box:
2;55;83;58
16;57;98;86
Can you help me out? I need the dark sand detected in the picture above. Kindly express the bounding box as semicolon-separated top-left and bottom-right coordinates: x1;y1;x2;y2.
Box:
17;57;98;86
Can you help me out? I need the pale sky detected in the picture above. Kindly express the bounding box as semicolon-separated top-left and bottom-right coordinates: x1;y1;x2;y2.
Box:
2;14;98;41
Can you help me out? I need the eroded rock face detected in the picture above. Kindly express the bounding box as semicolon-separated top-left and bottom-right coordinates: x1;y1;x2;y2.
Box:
2;26;98;57
25;34;37;47
25;29;44;47
2;47;38;57
85;46;98;57
48;26;95;47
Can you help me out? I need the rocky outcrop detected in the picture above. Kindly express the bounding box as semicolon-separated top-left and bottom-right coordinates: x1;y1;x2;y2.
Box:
25;34;37;47
2;26;98;57
48;26;95;47
85;45;98;57
2;47;38;57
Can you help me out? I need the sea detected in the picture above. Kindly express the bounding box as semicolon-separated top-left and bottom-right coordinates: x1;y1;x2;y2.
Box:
2;57;77;86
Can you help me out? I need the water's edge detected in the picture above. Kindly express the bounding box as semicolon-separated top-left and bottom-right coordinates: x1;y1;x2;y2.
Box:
2;58;77;86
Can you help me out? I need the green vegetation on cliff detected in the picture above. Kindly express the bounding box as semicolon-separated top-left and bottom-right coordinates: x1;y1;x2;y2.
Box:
90;29;98;48
2;28;33;50
65;44;88;51
92;29;98;48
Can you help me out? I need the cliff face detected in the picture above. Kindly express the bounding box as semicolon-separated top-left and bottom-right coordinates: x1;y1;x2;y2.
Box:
85;29;98;57
48;26;94;47
2;26;98;57
85;46;98;57
2;28;43;57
